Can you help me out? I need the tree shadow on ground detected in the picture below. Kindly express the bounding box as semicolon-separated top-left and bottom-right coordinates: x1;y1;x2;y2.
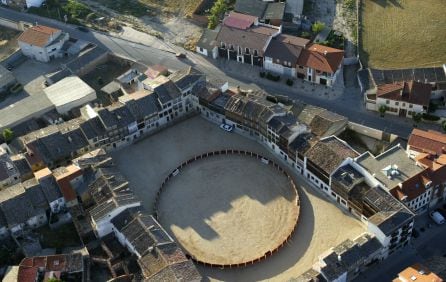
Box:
371;0;404;9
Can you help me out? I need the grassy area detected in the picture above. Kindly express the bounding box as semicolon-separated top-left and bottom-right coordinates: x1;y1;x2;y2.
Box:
28;0;93;25
38;223;81;249
360;0;446;69
93;0;201;17
0;28;20;61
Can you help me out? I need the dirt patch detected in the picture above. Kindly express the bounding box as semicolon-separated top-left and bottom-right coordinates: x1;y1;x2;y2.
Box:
0;28;20;61
83;0;203;48
157;154;299;266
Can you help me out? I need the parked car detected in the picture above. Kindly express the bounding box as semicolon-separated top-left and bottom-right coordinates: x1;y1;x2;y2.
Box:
430;210;445;225
176;52;186;58
6;63;13;71
76;26;89;32
220;124;233;132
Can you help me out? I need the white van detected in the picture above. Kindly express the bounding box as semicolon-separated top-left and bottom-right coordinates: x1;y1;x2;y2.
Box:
430;211;445;225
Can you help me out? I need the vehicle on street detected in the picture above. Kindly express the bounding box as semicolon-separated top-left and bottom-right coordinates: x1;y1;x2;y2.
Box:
220;124;233;132
430;210;445;225
176;52;186;58
76;26;89;32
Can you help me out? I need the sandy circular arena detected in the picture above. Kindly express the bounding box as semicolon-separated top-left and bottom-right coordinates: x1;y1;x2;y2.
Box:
155;152;299;266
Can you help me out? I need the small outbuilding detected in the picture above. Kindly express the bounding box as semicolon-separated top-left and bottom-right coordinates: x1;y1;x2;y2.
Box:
196;29;219;59
0;65;16;95
44;76;96;115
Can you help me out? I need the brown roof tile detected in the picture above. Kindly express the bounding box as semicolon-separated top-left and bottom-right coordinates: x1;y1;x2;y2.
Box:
223;11;257;29
377;81;432;106
409;129;446;155
216;25;272;56
54;165;83;202
390;170;431;201
394;263;443;282
297;43;344;73
305;136;359;175
18;25;61;47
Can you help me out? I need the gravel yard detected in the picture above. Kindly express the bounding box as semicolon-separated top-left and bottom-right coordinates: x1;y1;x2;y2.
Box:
111;116;364;280
156;154;299;266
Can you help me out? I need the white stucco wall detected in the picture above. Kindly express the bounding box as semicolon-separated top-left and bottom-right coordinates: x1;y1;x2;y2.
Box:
26;0;44;7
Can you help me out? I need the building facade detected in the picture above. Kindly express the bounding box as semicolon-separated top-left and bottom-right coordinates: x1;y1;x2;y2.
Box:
18;25;69;63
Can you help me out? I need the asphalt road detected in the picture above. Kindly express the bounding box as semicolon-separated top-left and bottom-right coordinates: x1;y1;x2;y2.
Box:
0;7;440;138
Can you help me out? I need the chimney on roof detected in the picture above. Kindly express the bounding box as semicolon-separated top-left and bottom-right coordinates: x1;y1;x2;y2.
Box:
337;254;342;262
324;50;327;56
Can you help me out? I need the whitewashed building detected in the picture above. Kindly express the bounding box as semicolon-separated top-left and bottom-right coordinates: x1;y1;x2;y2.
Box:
18;25;69;63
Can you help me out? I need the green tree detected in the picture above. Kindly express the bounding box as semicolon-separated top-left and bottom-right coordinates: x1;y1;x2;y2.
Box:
207;0;227;29
63;0;91;18
312;21;325;34
47;278;62;282
2;128;13;143
207;14;218;29
412;113;422;127
378;105;387;117
442;120;446;132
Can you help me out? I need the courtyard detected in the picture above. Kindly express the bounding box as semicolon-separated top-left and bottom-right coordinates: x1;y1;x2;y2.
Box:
111;116;364;281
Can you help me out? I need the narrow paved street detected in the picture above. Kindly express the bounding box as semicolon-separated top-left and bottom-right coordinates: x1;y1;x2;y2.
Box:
0;7;441;138
355;210;446;281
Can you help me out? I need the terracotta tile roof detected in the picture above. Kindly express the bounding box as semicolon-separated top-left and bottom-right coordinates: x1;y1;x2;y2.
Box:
297;43;344;73
145;64;168;79
223;11;256;30
17;266;38;282
18;25;60;47
54;165;83;202
394;263;443;282
18;254;83;282
413;154;446;196
390;170;431;201
409;129;446;155
377;80;432;106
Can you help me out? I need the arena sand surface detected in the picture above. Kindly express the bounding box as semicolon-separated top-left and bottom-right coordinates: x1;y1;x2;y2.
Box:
156;155;299;265
111;116;364;281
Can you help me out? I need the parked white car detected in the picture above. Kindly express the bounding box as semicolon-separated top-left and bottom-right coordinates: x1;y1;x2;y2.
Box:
220;124;234;132
429;211;445;225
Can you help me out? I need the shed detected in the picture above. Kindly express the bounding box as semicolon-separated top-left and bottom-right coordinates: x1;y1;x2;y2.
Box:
0;65;16;94
44;76;97;114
